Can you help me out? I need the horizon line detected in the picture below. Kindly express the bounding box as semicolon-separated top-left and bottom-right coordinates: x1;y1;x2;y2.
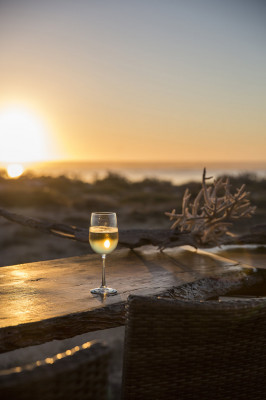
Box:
18;159;266;165
1;160;266;169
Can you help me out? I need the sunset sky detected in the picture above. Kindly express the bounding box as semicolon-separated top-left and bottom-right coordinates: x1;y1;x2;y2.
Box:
0;0;265;163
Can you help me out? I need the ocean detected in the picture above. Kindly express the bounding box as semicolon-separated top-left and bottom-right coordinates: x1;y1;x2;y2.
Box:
20;161;266;185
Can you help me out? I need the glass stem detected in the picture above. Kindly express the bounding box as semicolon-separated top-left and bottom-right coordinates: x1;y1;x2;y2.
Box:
101;254;106;288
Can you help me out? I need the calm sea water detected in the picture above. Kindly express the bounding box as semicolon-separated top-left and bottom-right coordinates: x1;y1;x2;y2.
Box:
22;161;266;185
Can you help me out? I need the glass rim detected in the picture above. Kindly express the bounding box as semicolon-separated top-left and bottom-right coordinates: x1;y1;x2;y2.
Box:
91;212;117;215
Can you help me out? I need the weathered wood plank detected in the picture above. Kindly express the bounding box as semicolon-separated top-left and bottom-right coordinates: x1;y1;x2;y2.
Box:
203;245;266;270
0;246;261;352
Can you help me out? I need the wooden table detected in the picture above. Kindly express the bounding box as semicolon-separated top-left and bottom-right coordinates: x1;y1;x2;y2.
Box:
0;245;265;353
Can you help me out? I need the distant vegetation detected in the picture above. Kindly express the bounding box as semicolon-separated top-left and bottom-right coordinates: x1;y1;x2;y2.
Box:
0;169;265;267
0;169;265;230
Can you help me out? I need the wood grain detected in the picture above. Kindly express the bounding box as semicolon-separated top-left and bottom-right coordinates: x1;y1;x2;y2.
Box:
0;246;264;352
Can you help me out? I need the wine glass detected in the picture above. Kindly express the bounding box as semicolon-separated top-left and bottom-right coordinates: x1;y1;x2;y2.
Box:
89;212;118;295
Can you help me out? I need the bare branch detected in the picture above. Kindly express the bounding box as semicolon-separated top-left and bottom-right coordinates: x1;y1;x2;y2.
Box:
166;169;256;245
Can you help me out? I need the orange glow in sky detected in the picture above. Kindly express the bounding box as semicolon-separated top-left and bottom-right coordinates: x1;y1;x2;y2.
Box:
0;1;265;163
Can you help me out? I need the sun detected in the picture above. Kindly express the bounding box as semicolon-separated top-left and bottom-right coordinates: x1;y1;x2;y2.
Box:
7;163;24;178
0;105;49;163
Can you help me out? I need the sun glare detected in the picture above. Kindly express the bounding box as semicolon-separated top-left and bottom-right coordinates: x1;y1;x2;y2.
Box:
0;106;49;163
7;163;24;178
104;240;111;249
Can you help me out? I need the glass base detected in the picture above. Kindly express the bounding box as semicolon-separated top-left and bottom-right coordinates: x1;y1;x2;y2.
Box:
90;286;117;295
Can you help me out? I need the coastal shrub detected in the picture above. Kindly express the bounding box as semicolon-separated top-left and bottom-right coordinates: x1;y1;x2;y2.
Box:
0;187;69;208
121;192;174;205
93;172;130;193
73;195;118;211
132;177;173;191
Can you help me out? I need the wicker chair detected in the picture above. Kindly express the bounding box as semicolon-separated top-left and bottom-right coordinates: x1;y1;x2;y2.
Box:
0;340;110;400
121;295;266;400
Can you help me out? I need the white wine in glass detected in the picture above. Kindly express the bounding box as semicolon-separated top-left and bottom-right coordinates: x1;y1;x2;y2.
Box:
89;212;118;295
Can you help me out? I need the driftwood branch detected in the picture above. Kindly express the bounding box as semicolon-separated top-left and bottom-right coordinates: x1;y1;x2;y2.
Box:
166;168;256;245
0;207;89;242
0;207;198;249
0;208;265;250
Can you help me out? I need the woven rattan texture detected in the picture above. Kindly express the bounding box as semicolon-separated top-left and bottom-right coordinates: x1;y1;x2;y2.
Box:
122;295;266;400
0;341;110;400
